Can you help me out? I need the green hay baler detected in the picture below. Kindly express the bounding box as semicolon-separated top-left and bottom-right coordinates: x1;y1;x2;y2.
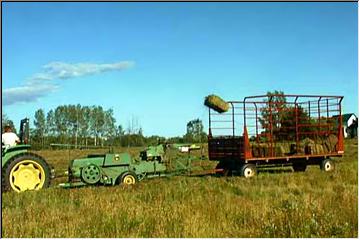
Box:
59;143;203;188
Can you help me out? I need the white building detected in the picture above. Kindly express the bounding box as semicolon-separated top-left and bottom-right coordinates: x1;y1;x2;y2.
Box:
335;113;358;138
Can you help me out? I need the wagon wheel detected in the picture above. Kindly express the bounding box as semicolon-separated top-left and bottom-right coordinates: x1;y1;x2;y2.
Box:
320;158;335;172
240;164;257;178
2;153;51;193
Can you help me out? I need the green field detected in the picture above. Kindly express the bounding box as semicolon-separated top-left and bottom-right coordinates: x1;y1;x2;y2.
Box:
2;140;358;238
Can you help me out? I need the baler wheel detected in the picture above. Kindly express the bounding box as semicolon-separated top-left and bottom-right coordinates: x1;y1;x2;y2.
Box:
120;172;138;185
81;165;101;184
3;153;51;193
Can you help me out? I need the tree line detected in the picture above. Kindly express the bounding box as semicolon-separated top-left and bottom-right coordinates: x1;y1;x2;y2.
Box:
2;105;208;149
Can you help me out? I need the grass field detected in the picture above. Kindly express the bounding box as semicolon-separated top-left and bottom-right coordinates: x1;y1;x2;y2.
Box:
1;140;358;238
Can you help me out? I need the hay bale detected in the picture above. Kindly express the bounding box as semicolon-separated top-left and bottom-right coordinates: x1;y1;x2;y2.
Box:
275;145;286;157
297;144;305;154
303;143;324;155
278;142;291;154
252;142;293;157
291;143;305;155
323;134;338;152
301;137;315;145
251;143;263;157
204;94;229;113
251;143;267;157
260;143;269;157
300;138;318;154
314;144;324;154
251;145;260;157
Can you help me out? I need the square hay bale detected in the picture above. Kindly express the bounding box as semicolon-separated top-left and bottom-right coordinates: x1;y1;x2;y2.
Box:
295;143;305;154
323;134;338;152
314;144;324;154
204;94;229;113
251;143;263;157
259;143;269;157
251;145;260;157
275;145;286;157
277;142;291;155
301;137;315;145
300;139;325;155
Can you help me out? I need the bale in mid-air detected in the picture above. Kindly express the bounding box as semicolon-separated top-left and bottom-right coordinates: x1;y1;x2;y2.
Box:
204;94;229;113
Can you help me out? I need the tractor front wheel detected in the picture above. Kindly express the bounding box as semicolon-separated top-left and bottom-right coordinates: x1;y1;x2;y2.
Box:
2;153;51;193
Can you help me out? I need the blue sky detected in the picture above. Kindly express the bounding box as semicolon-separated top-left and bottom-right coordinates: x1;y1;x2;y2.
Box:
2;2;358;137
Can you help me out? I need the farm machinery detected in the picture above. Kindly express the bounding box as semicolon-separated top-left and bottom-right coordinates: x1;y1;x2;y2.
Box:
59;143;204;188
2;119;203;191
2;120;203;191
2;93;345;193
1;118;53;193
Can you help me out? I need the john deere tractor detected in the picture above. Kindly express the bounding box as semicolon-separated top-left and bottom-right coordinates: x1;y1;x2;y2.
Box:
1;118;52;193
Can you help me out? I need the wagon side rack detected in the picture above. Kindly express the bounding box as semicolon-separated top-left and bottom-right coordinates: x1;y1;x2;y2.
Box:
208;94;344;177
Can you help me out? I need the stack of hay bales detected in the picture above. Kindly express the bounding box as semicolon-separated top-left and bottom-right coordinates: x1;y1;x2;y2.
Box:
301;137;325;155
251;143;266;157
300;135;337;154
250;134;339;158
251;142;292;157
204;94;229;113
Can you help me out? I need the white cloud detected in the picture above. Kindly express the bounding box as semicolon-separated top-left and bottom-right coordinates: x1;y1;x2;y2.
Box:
4;61;134;106
29;61;135;82
3;84;59;106
28;73;53;83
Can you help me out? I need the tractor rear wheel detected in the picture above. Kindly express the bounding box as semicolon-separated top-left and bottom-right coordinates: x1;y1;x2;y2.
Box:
120;172;138;185
2;153;51;193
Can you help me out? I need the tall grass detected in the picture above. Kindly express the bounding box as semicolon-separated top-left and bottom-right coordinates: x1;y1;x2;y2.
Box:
2;140;357;237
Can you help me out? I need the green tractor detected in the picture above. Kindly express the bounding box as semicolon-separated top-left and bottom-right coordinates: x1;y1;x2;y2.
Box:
2;118;52;193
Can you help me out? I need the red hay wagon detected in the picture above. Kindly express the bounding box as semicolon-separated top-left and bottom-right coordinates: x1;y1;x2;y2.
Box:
207;94;344;177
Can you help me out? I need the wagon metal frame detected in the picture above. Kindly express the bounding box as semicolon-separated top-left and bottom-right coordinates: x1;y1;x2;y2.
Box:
208;94;344;173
